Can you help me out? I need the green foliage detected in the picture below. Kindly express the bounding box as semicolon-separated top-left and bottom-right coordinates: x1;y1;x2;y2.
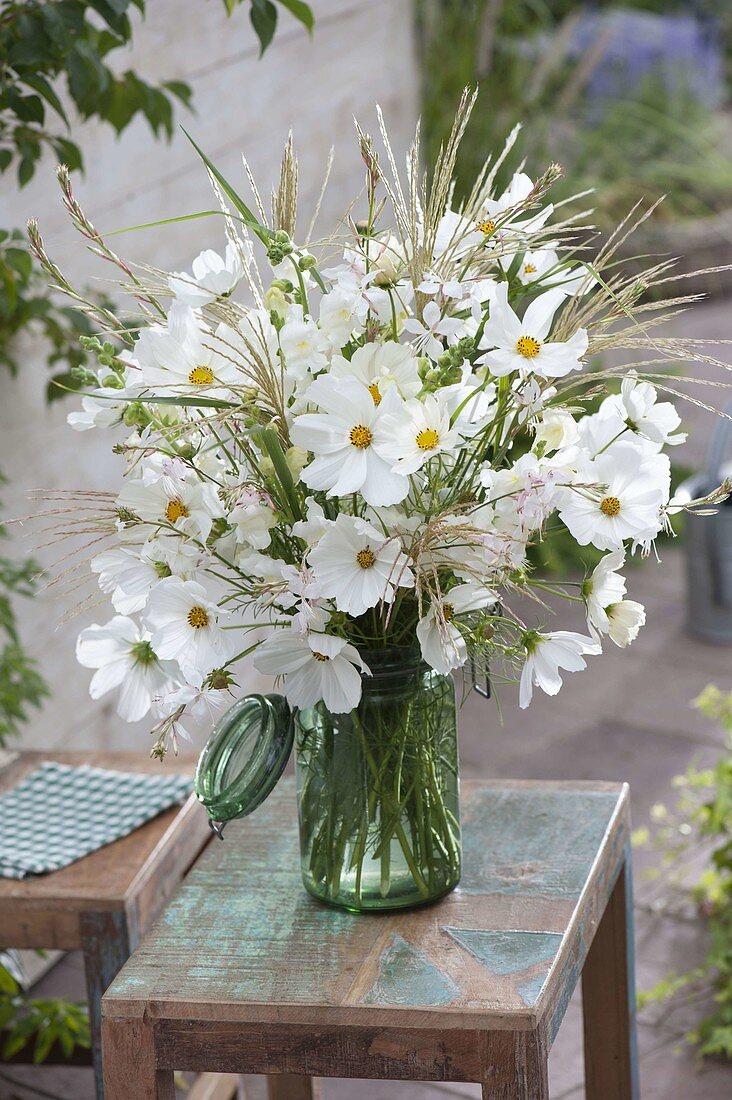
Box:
0;959;90;1063
416;0;732;227
640;685;732;1060
224;0;313;55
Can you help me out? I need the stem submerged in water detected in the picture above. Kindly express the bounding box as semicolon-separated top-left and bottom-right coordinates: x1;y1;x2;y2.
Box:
295;658;461;912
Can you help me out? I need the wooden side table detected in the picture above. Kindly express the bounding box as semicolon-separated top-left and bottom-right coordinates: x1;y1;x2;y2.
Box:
0;751;211;1099
102;778;639;1099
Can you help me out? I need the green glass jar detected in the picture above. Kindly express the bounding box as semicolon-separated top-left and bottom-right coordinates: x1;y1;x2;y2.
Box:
296;649;461;912
194;650;461;913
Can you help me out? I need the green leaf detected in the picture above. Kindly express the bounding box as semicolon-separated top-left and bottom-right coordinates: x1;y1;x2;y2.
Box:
21;73;70;127
0;964;19;995
181;128;274;244
250;0;278;56
277;0;314;33
163;80;194;109
250;426;303;523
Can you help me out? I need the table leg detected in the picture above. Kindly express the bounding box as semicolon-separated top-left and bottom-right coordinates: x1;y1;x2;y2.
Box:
102;1014;175;1100
480;1029;549;1100
81;910;137;1100
267;1075;318;1100
582;849;640;1100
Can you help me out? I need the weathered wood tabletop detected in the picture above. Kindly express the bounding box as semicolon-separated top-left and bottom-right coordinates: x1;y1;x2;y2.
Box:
102;777;638;1099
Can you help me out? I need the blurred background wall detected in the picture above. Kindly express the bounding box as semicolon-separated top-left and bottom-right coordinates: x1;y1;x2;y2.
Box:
1;0;419;753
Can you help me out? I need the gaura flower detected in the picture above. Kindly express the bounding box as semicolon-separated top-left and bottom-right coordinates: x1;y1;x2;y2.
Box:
417;583;496;675
254;629;370;713
308;514;414;617
144;578;231;680
519;630;601;709
76;616;177;722
291;375;409;506
477;283;588;379
403;301;466;360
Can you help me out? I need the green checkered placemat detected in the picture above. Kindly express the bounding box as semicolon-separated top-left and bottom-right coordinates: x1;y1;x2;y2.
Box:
0;762;193;879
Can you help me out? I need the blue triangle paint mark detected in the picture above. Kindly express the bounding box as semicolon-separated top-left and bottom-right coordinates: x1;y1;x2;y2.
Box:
517;973;548;1006
361;933;461;1006
445;927;562;977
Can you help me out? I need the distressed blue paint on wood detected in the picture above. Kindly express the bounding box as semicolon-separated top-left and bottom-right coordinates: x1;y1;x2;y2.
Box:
516;973;547;1007
460;787;620;897
360;934;462;1007
444;928;562;976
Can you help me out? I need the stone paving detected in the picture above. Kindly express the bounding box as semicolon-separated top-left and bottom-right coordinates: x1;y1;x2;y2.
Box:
5;299;732;1097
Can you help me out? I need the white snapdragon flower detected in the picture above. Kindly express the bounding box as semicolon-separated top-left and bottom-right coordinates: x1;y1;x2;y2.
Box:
601;374;686;449
417;583;496;675
254;628;370;713
330;342;422;401
134;304;241;393
144;578;232;680
534;408;579;452
378;393;460;475
403;301;466;360
291;375;408;506
558;442;669;552
477;284;588;379
308;514;414;617
168;241;247;306
76;616;178;722
519;630;601;709
229;487;278;551
318;287;367;347
278;305;331;382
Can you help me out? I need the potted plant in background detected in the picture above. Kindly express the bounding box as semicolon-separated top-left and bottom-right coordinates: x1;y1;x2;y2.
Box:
30;91;729;912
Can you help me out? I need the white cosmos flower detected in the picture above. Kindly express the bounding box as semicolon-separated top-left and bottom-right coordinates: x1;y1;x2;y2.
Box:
403;301;466;360
308;514;414;617
254;629;370;713
67;393;124;432
605;600;646;648
118;468;223;543
168;241;247;306
513;247;592;297
478;171;553;239
330;341;422;400
291;375;409;506
378;393;460;475
417;583;496;675
76;616;177;722
601;374;686;449
134;304;240;392
433;209;483;259
534;408;579;452
558;443;669;552
291;497;328;545
584;550;628;638
519;630;601;709
477;284;588;379
144;578;231;680
91;547;161;615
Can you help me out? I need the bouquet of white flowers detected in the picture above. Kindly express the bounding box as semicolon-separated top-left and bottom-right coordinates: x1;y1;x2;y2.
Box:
30;93;728;911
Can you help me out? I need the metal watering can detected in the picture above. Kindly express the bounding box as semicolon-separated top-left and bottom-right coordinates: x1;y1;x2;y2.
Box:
677;409;732;644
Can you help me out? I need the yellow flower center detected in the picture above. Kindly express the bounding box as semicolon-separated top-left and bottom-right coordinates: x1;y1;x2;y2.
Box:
187;605;209;629
188;365;215;385
516;335;541;359
349;424;373;449
416;427;440;451
165;498;189;523
477;219;496;235
600;495;621;517
524;263;537;274
356;548;376;569
312;651;330;662
443;602;455;622
368;383;382;406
